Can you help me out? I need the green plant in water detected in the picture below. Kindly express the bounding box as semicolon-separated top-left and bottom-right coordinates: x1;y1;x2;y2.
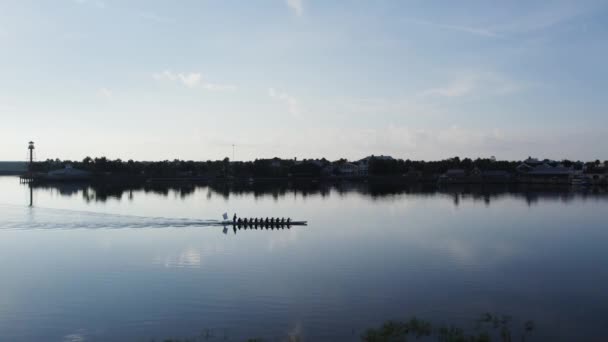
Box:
363;314;534;342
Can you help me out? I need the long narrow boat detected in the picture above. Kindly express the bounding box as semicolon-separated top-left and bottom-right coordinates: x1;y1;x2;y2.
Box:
217;220;307;226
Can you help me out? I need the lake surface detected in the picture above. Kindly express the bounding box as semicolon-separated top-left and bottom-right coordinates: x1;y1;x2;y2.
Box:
0;176;607;341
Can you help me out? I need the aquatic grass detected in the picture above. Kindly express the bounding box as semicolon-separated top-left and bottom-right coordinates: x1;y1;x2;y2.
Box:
363;313;534;342
148;328;222;342
151;314;533;342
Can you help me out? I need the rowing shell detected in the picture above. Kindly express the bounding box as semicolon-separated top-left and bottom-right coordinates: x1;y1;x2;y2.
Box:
217;220;307;226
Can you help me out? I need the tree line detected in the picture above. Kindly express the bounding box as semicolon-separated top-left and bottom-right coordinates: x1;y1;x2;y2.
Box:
30;156;605;179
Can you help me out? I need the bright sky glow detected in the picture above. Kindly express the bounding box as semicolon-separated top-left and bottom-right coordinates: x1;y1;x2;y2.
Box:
1;0;607;161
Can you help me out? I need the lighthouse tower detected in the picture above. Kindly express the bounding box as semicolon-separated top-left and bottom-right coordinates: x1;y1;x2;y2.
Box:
28;141;35;167
20;141;36;183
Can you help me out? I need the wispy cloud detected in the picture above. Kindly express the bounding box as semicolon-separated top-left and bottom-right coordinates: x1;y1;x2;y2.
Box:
97;87;113;99
153;71;236;91
407;2;599;39
138;12;174;24
420;78;476;98
286;0;303;16
419;71;525;98
408;19;499;38
72;0;105;9
494;2;597;35
268;88;300;116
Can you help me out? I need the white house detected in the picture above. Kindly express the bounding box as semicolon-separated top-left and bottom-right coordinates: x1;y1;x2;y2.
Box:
357;161;369;176
46;165;92;180
356;155;395;176
338;162;359;176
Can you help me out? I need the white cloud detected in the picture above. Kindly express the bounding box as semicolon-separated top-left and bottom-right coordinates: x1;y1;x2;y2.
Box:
419;71;525;98
97;87;113;99
268;87;300;116
153;70;236;91
286;0;303;16
178;73;202;88
153;70;177;82
204;83;237;91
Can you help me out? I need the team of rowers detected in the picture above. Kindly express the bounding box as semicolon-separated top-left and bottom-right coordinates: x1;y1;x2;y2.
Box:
233;214;291;225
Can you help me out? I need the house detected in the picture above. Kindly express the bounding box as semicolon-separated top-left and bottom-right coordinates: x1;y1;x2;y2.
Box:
356;155;395;177
518;163;573;184
358;155;395;162
516;163;534;173
357;161;369;176
583;165;608;185
444;169;466;178
45;165;92;181
438;169;467;183
338;162;360;176
481;170;512;183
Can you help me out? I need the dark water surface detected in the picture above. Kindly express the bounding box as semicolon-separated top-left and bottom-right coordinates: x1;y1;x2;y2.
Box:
0;176;607;341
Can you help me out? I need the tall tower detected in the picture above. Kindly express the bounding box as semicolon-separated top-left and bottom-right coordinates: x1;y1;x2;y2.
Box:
28;141;35;171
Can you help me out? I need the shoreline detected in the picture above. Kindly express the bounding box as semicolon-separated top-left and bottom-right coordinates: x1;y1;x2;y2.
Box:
15;173;608;188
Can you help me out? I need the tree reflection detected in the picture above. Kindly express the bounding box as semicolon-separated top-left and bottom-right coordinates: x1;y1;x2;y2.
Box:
25;180;608;207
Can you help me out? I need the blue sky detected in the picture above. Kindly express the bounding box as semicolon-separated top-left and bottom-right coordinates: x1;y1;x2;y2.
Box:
1;0;607;161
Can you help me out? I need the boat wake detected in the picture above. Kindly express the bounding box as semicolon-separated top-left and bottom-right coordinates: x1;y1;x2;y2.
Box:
0;204;223;230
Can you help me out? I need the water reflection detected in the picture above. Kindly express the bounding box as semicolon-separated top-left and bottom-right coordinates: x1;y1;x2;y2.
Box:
2;177;607;341
27;181;608;207
29;181;196;202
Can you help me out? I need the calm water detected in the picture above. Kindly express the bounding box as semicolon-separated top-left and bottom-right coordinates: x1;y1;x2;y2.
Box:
0;176;607;341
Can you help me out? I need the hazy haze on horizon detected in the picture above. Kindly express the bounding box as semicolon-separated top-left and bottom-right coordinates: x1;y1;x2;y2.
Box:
1;0;607;162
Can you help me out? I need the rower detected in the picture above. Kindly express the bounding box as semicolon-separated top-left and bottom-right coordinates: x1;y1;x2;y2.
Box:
243;218;248;225
287;218;291;224
281;217;285;224
233;213;237;223
265;217;269;224
237;218;242;224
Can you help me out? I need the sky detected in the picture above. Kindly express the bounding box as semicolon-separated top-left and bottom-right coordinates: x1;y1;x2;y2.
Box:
1;0;607;162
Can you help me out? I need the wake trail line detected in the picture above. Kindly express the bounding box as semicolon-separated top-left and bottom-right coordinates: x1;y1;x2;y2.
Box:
0;204;223;231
